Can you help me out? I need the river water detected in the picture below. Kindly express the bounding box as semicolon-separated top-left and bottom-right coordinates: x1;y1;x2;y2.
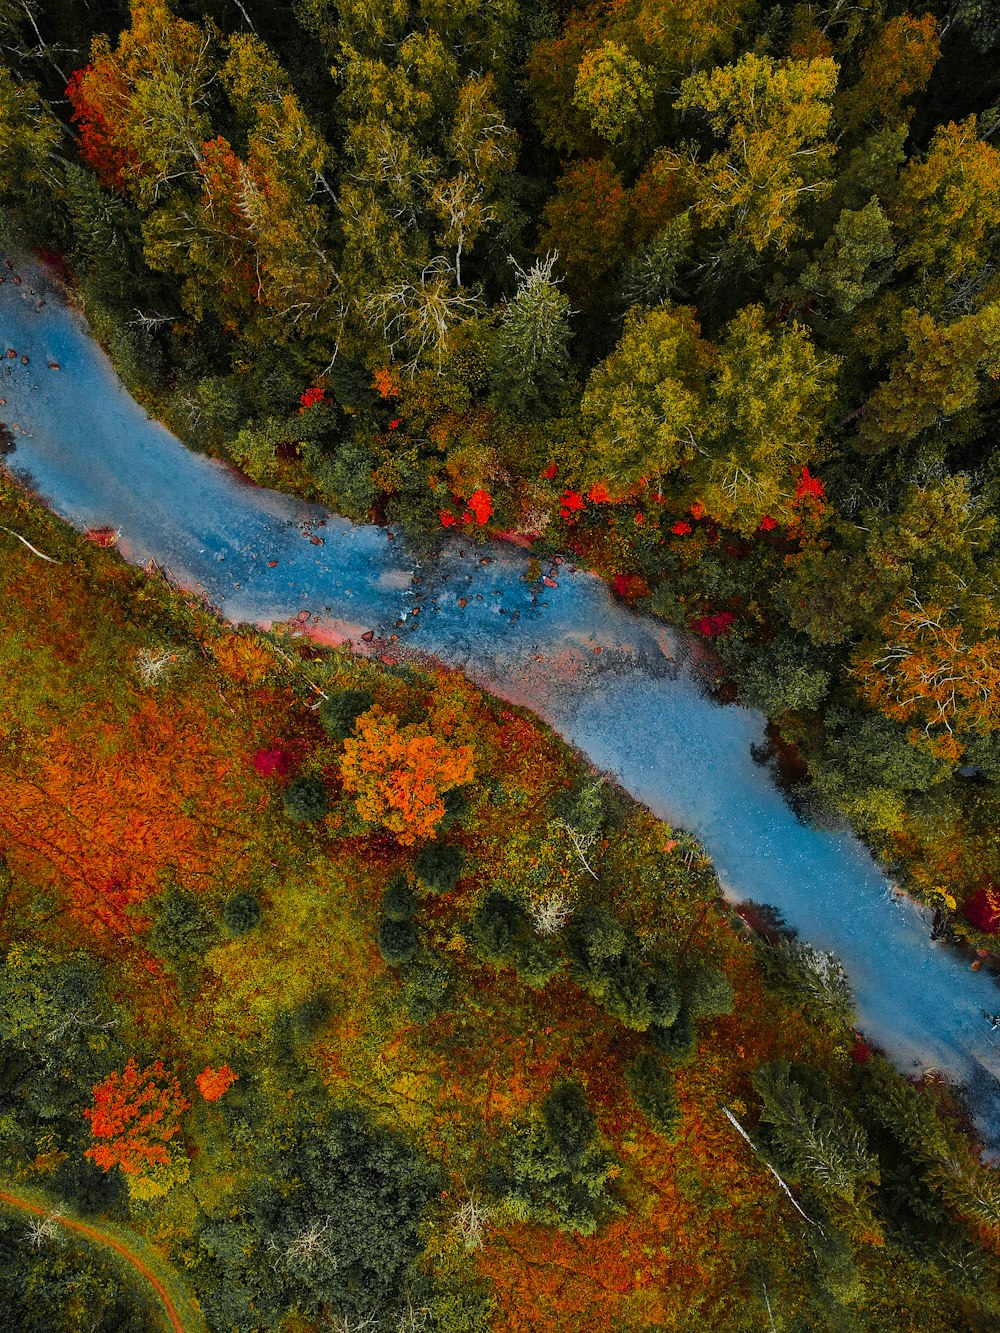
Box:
4;253;1000;1144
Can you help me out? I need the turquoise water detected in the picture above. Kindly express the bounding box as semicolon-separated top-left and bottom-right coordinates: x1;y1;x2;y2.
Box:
4;253;1000;1141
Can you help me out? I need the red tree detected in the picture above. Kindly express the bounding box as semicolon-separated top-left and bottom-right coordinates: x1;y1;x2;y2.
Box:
65;65;136;190
963;886;1000;935
84;1058;190;1175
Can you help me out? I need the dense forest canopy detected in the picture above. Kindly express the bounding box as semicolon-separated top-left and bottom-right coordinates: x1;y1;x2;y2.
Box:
4;1;1000;1329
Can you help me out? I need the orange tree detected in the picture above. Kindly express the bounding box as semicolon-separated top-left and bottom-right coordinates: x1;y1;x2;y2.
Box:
340;706;475;846
853;598;1000;759
84;1057;190;1176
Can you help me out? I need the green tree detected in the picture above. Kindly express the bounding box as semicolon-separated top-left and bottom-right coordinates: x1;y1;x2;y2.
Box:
621;213;692;309
0;1217;159;1333
581;302;712;491
684;963;734;1018
383;876;417;920
200;1108;439;1325
222;891;261;935
283;775;329;823
774;540;905;647
758;940;855;1030
318;688;375;740
511;932;561;989
413;842;464;894
572;41;654;146
147;885;218;973
567;909;681;1032
582;300;835;523
0;945;120;1143
489;1081;619;1235
470;891;521;964
754;1061;879;1209
729;634;832;715
378;916;418;964
402;948;453;1023
626;1053;680;1137
492;253;573;412
801;197;896;315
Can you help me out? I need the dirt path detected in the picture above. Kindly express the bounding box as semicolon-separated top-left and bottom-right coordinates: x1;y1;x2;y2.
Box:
0;1187;206;1333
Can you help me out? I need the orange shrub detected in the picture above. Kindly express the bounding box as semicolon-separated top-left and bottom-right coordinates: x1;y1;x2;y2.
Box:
340;706;475;845
195;1063;238;1101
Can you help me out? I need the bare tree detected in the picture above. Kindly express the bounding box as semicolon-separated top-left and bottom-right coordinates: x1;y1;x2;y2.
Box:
325;1315;380;1333
135;646;187;686
0;525;60;564
453;1191;494;1250
25;1207;63;1248
431;173;491;286
721;1105;824;1232
552;817;599;879
363;256;481;375
268;1215;339;1272
528;892;574;936
396;1299;430;1333
131;310;176;333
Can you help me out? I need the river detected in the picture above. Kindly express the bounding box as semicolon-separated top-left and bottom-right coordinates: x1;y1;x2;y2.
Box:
4;251;1000;1146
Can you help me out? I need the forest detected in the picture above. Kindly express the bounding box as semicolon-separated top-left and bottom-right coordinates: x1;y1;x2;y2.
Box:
2;0;1000;1328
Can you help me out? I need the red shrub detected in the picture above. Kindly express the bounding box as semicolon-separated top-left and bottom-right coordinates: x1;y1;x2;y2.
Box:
963;886;1000;934
253;746;294;778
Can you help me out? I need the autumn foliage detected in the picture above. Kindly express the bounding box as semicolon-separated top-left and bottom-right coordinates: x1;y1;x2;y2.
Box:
195;1063;238;1101
0;695;260;938
854;601;1000;757
963;886;1000;934
65;64;136;190
340;706;475;845
843;14;940;129
84;1058;190;1175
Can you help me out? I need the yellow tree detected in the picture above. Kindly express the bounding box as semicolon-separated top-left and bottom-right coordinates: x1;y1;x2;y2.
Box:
891;116;1000;285
340;706;475;845
144;32;337;344
572;41;654;146
0;67;60;202
677;52;838;253
581;303;713;491
337;38;514;366
67;0;216;207
67;6;337;345
619;0;751;77
700;306;837;533
581;301;836;530
837;14;940;133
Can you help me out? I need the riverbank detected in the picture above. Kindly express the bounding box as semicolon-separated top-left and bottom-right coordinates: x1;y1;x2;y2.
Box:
5;247;1000;1134
16;237;992;968
5;470;1000;1332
